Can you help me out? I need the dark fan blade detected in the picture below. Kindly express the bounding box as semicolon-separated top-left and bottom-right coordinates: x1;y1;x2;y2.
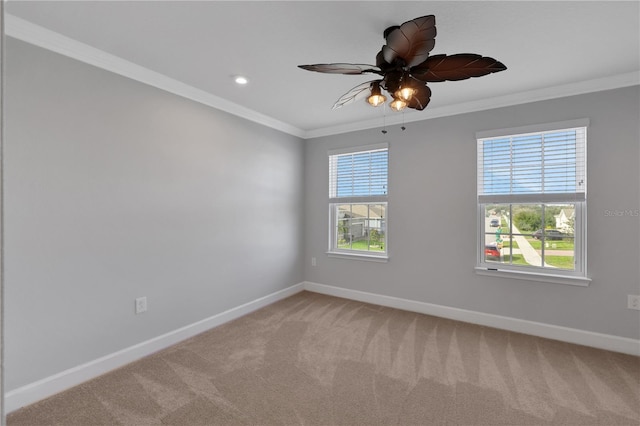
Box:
411;54;507;82
333;80;381;109
298;63;382;75
375;50;391;71
407;83;432;110
382;15;436;68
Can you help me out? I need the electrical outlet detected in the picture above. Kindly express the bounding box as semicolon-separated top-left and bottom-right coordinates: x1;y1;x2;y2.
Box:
311;257;317;266
628;295;640;310
135;297;147;314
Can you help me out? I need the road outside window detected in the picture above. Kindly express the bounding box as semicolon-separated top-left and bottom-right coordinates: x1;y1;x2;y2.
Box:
483;203;576;270
476;119;587;281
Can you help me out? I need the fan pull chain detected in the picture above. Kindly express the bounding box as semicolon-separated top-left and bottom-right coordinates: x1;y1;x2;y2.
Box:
381;103;388;134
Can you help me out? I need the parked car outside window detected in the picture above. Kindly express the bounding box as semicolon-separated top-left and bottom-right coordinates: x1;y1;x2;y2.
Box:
485;244;501;258
533;229;565;240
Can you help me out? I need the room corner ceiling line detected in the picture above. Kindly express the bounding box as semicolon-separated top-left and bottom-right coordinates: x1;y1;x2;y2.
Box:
304;70;640;139
4;14;306;139
5;14;639;140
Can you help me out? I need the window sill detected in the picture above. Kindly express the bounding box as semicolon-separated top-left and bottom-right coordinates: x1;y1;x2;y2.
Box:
327;251;389;263
474;266;591;286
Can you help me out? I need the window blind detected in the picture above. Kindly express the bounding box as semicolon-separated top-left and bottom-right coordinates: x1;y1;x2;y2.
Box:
329;147;388;199
478;127;586;203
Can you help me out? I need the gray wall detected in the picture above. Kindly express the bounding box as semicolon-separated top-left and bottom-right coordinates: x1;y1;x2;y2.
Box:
4;38;305;391
305;86;640;340
4;33;639;396
1;2;5;421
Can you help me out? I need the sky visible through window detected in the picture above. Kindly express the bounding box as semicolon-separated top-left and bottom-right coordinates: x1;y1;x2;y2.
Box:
482;130;578;195
335;150;388;197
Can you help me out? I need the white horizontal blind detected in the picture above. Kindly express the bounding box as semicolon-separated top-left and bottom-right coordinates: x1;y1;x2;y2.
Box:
478;127;586;203
329;147;388;199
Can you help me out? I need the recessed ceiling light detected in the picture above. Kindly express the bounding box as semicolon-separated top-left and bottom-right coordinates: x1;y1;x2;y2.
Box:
234;76;249;85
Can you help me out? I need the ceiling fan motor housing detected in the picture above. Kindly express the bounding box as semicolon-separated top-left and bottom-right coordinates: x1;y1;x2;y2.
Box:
298;15;506;111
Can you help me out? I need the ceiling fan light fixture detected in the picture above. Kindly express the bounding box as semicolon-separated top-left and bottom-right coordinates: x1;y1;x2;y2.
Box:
368;93;386;107
367;82;387;107
389;97;407;111
298;15;506;112
394;86;416;101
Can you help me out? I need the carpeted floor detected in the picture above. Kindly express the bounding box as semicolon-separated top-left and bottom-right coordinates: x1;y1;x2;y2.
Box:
7;291;640;425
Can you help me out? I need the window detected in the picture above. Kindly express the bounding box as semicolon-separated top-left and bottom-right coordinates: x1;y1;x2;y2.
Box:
476;119;589;284
328;144;388;260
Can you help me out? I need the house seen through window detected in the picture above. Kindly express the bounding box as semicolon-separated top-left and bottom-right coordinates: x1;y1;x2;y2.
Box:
328;144;388;258
477;120;588;280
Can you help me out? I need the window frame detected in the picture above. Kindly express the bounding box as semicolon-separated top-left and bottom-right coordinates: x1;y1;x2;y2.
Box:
327;143;389;261
475;119;590;285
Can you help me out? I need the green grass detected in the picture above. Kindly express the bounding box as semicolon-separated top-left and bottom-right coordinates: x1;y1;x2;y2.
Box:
338;239;384;252
485;253;527;265
505;253;529;265
526;238;574;250
545;256;575;269
485;252;528;265
501;240;519;249
500;254;573;268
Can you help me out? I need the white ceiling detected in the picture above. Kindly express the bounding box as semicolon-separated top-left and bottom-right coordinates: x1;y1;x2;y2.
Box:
5;1;640;138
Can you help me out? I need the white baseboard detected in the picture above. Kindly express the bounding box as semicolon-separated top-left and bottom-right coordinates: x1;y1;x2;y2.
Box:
5;282;305;414
7;281;638;413
302;281;640;357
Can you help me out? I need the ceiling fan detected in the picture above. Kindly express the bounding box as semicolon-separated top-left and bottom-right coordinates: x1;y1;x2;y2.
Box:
298;15;507;112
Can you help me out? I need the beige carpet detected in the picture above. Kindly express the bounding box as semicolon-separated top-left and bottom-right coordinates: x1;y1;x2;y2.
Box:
8;291;640;425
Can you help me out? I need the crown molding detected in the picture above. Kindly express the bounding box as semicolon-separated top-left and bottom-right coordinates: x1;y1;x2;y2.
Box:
6;14;638;141
303;71;640;139
4;14;307;139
